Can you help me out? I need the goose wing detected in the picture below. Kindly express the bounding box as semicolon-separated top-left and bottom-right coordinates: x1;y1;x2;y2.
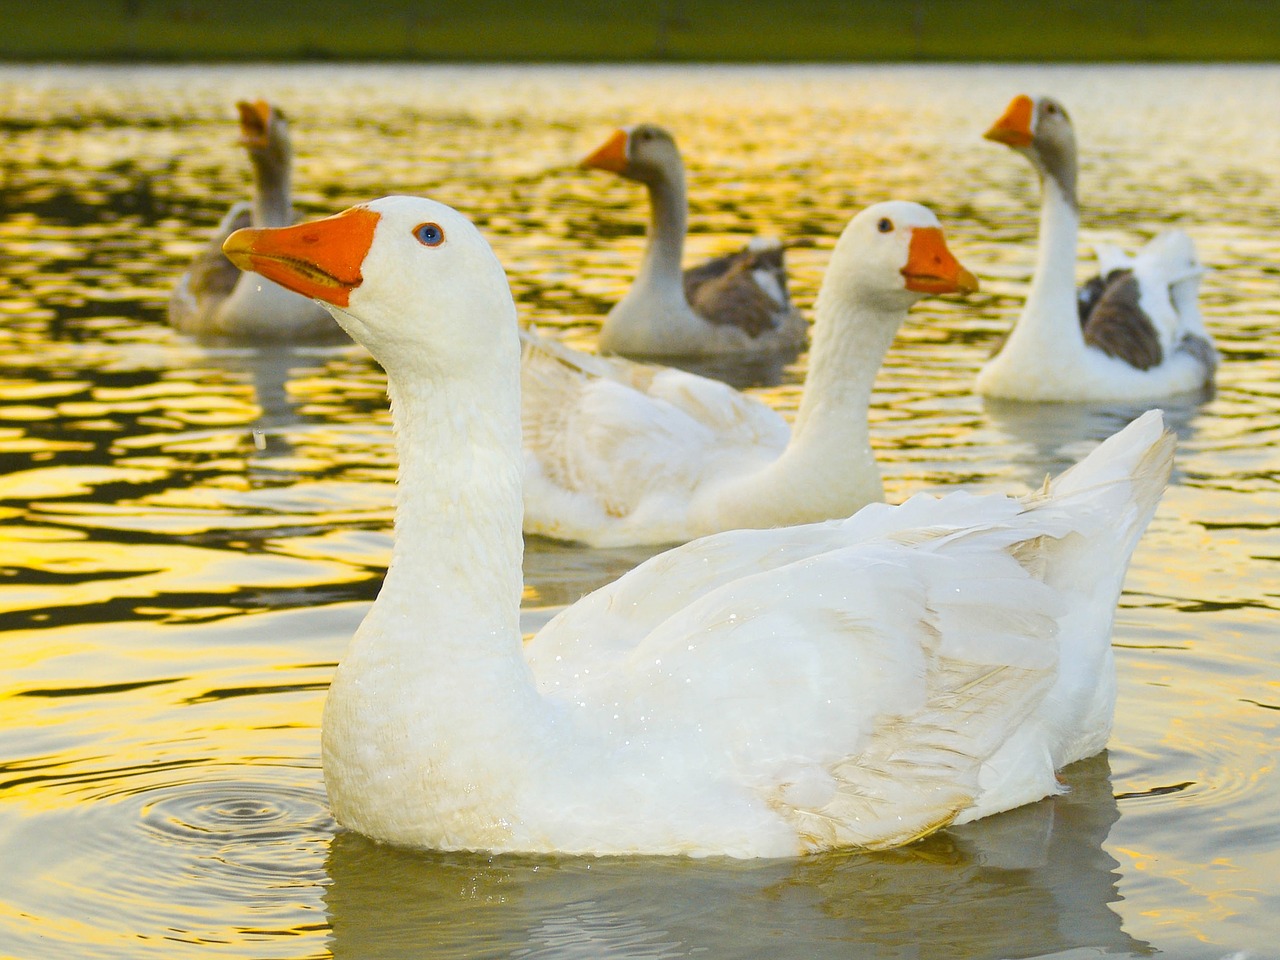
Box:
528;411;1173;848
529;491;1065;849
1081;270;1165;370
684;239;799;339
520;329;788;542
168;202;252;328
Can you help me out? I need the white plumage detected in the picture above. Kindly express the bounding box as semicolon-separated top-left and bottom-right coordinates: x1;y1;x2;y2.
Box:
978;93;1216;401
224;194;1174;859
521;201;977;547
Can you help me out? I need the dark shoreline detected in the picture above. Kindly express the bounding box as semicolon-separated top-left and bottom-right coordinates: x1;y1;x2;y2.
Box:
4;0;1278;64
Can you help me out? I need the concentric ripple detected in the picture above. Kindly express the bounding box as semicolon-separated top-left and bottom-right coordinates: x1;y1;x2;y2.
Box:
0;766;333;959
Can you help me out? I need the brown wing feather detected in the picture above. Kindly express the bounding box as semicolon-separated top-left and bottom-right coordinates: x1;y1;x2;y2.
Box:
1081;271;1163;371
684;244;791;339
682;249;742;296
688;258;783;337
1076;273;1108;326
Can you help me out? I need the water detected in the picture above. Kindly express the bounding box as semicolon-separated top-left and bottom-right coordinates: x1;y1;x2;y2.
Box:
0;62;1276;959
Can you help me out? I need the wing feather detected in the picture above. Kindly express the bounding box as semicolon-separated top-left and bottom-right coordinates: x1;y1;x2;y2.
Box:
524;411;1173;851
168;202;252;327
521;329;788;541
532;518;1063;849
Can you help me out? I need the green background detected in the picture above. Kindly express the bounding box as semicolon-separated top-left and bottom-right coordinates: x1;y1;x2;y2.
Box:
4;0;1279;61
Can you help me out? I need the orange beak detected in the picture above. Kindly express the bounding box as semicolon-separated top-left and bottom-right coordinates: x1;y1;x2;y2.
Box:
901;227;979;296
581;128;630;173
236;99;272;149
984;94;1035;148
222;206;380;308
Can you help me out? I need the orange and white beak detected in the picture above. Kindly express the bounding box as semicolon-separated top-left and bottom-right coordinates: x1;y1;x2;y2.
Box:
222;206;381;308
581;128;630;173
236;99;273;149
983;94;1035;148
901;227;979;296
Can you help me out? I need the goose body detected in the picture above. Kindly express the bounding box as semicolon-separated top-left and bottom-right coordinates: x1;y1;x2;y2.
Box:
583;124;807;359
224;195;1174;859
521;201;978;547
978;94;1216;402
168;100;338;341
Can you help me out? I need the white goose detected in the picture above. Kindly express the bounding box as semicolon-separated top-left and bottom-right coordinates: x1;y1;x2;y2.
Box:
978;94;1216;402
582;124;807;358
223;195;1174;859
168;100;339;341
521;200;978;547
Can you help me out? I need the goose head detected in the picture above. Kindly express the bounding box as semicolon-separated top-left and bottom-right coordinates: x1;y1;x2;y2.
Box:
581;123;683;186
820;201;978;312
984;94;1078;206
221;196;517;377
236;99;292;170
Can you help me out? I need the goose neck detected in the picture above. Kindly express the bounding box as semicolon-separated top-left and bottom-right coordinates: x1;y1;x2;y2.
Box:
365;366;526;660
635;170;688;290
1017;174;1085;350
250;153;294;228
789;292;901;452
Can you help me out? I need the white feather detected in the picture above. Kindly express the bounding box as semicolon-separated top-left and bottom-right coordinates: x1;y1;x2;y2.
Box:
236;195;1175;859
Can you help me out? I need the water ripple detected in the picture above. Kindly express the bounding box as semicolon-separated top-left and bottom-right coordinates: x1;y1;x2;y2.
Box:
0;765;332;959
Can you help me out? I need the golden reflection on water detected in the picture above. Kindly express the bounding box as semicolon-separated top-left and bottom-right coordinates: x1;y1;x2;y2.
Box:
0;62;1277;959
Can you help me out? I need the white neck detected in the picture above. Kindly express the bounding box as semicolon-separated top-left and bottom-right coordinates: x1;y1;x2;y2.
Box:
250;152;294;228
322;331;552;845
779;289;902;497
374;373;525;644
708;283;902;529
1004;174;1085;359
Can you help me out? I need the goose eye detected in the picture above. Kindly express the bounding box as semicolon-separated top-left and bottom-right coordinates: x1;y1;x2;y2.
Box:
414;222;445;247
1045;103;1057;115
877;218;893;233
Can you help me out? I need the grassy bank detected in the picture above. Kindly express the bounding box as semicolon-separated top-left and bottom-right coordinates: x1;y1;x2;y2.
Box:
3;0;1279;62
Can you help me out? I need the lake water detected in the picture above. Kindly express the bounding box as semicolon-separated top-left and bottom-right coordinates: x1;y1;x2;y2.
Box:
0;62;1276;960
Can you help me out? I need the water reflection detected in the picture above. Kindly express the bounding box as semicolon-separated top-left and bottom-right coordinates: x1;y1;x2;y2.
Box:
522;538;664;611
635;347;803;390
980;390;1212;487
325;755;1147;960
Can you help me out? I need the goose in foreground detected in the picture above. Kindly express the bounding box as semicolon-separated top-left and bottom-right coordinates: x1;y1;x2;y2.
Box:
521;200;978;547
979;94;1216;402
223;195;1174;858
168;100;338;341
582;124;807;359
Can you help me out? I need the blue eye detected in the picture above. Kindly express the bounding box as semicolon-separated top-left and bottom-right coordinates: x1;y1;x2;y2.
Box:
877;218;893;233
414;222;444;246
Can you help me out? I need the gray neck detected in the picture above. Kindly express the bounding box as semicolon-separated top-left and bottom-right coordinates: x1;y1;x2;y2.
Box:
636;169;688;290
250;151;294;228
1037;143;1078;213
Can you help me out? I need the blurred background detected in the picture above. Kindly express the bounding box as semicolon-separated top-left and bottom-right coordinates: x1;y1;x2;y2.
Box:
4;0;1279;62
